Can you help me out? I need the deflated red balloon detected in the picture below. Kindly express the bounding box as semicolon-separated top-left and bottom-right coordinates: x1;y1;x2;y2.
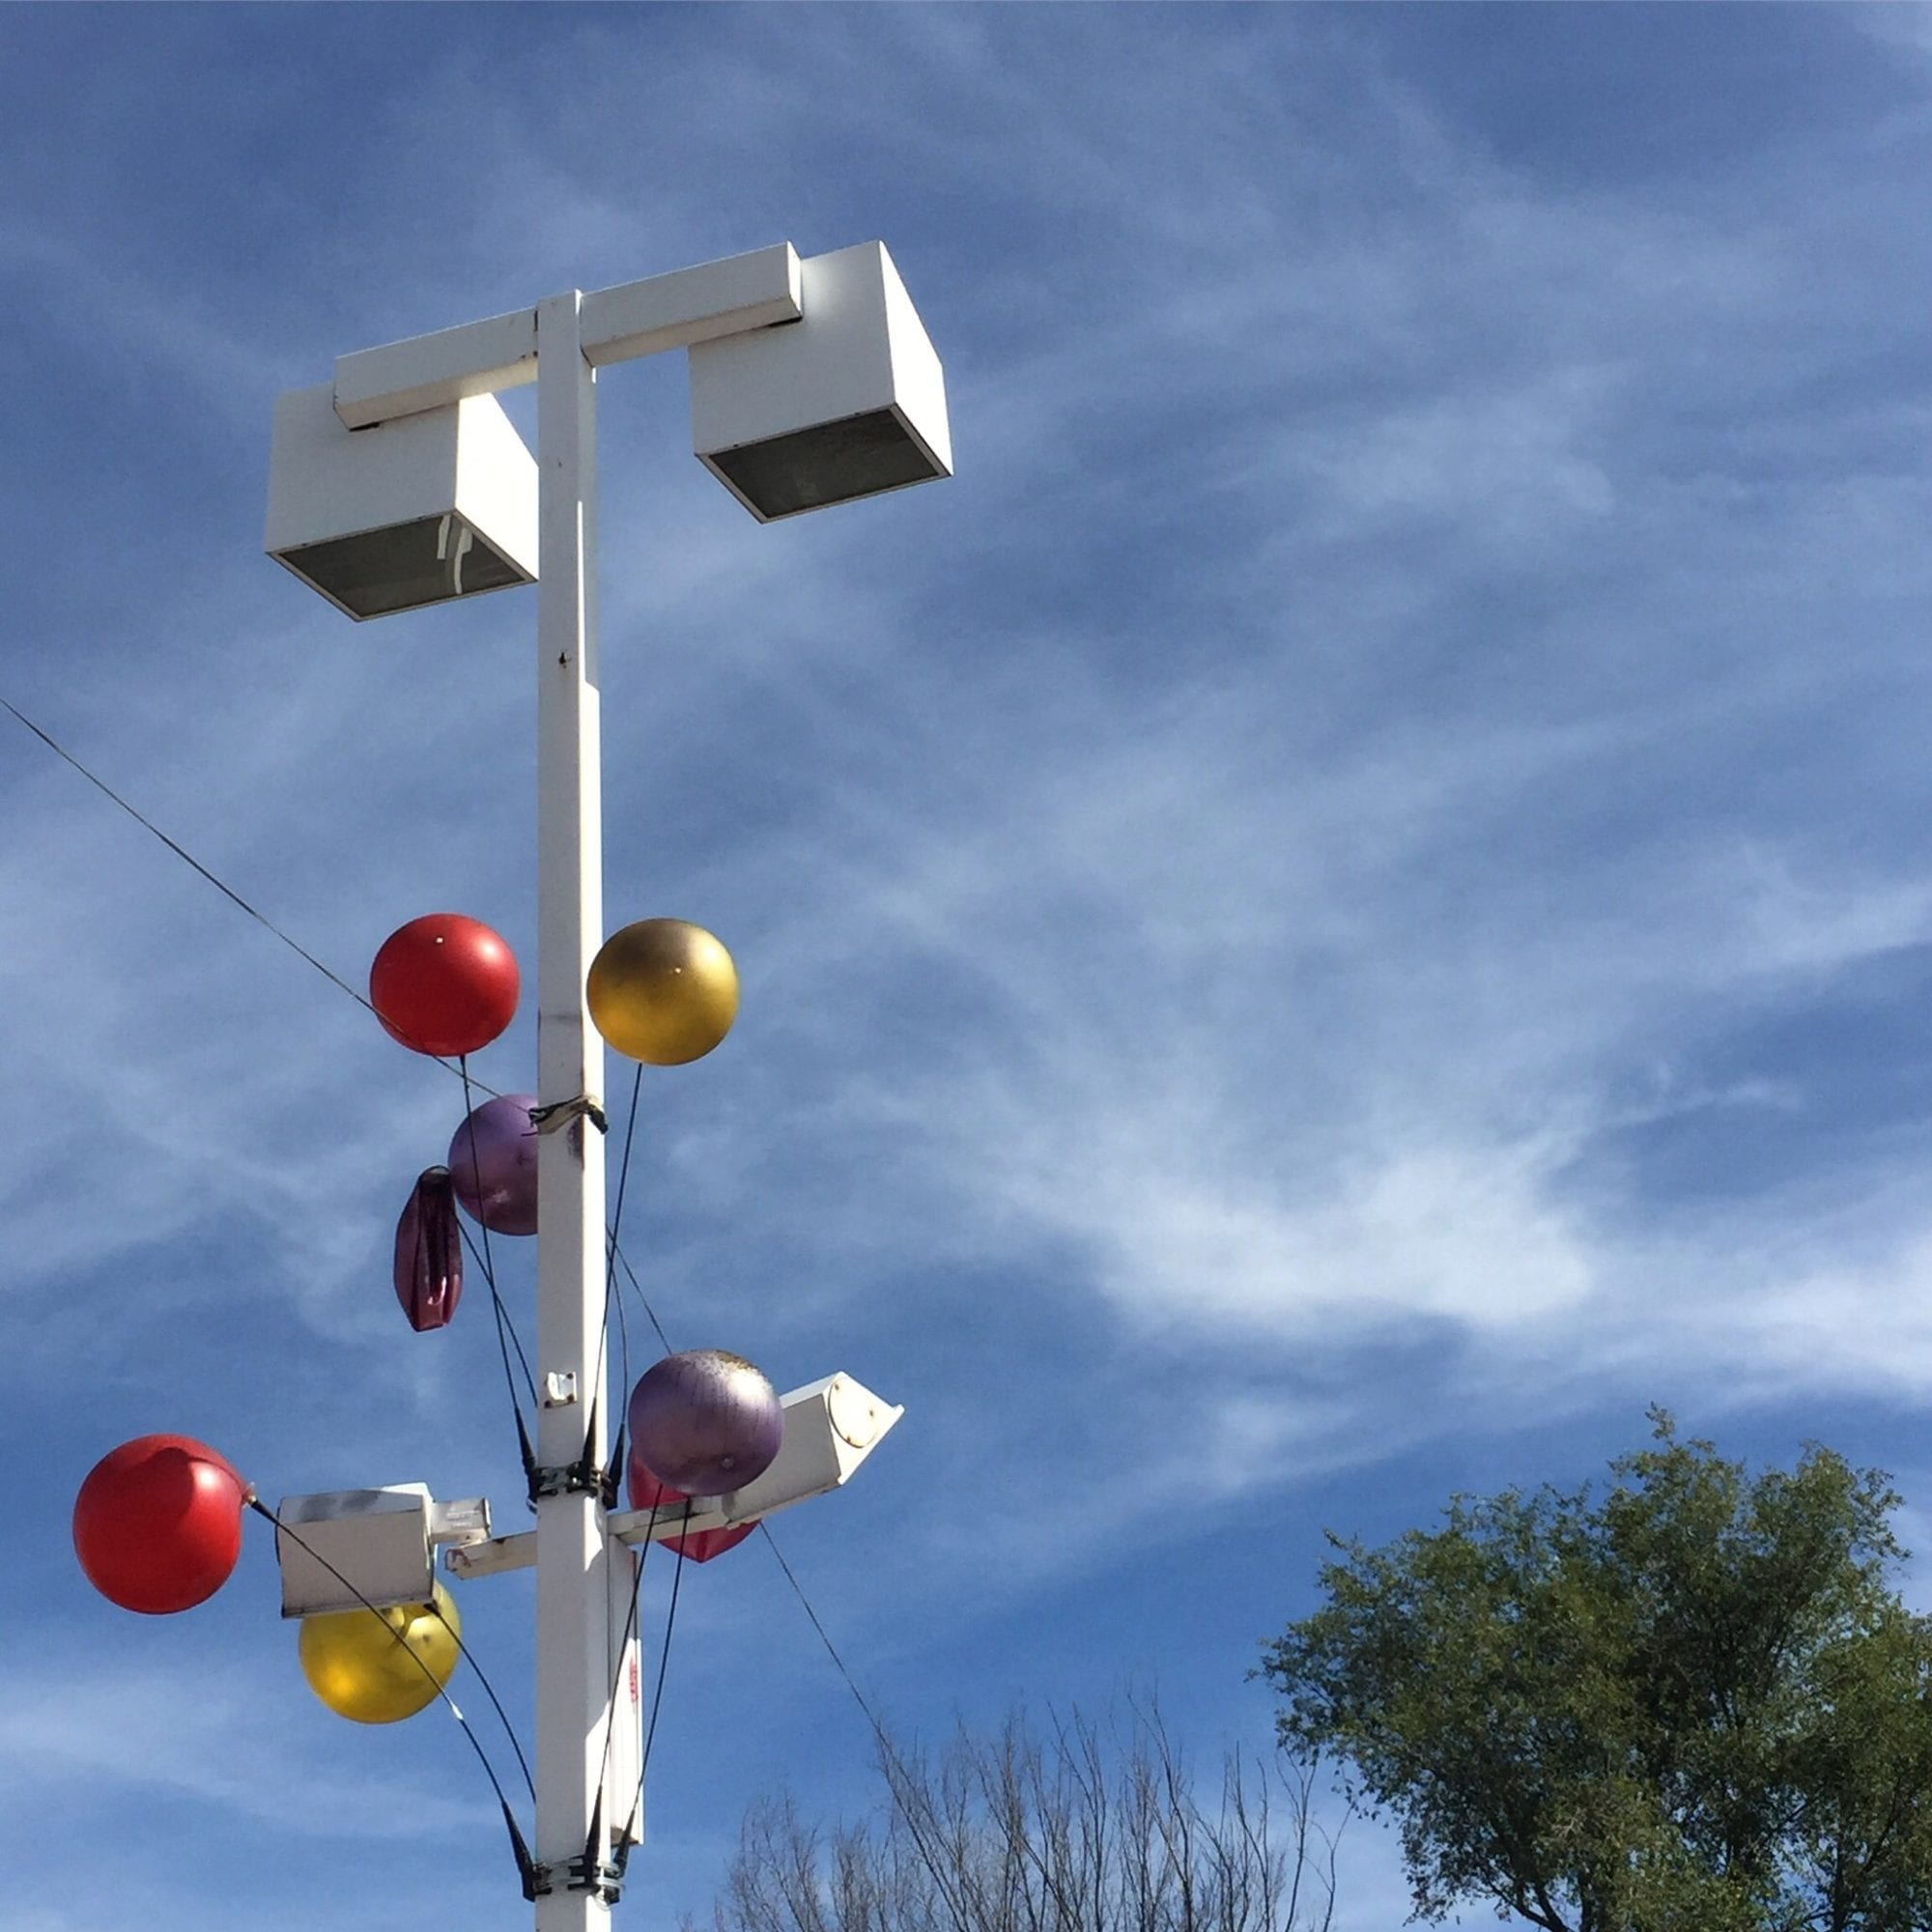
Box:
394;1166;463;1331
74;1435;247;1614
626;1458;754;1564
369;914;520;1058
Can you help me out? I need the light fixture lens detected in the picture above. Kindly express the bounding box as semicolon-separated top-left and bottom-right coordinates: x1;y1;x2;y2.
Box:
276;511;529;619
706;408;946;522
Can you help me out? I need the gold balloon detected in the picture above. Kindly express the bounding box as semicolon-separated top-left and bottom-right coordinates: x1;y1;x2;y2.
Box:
587;919;740;1065
298;1581;462;1725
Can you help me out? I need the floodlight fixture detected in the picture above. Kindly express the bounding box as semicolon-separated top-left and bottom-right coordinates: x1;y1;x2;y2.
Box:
690;242;952;520
265;386;538;620
275;1484;492;1617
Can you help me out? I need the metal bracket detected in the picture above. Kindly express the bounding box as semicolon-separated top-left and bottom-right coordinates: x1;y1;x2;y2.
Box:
527;1459;603;1502
567;1794;625;1903
565;1854;624;1904
526;1399;611;1506
529;1093;608;1136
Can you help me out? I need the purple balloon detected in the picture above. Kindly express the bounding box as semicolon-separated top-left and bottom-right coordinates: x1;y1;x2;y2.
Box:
628;1350;783;1497
394;1166;463;1331
447;1094;539;1236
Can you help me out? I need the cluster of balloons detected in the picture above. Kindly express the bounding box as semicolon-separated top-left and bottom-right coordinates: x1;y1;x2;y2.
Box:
372;913;741;1333
72;910;762;1722
371;912;778;1566
368;910;740;1073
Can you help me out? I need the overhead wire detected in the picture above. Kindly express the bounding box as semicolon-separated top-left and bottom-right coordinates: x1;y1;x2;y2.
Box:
758;1520;977;1932
5;687;668;1389
1;694;501;1097
598;1234;966;1918
610;1236;674;1353
594;1147;960;1908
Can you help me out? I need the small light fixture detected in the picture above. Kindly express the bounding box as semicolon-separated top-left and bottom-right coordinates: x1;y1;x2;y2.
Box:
275;1484;491;1616
689;242;952;521
264;385;538;620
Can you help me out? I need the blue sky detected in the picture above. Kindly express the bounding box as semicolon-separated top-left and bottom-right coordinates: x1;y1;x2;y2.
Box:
4;5;1932;1927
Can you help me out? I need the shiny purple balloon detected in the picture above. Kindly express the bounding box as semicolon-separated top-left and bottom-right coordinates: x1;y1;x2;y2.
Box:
394;1166;463;1331
627;1350;783;1497
447;1094;539;1236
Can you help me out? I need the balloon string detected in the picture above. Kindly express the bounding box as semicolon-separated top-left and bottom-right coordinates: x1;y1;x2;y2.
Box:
592;1063;645;1433
251;1500;534;1816
591;1494;670;1847
610;1269;632;1453
620;1503;692;1853
458;1058;540;1462
0;694;502;1097
457;1218;539;1413
426;1598;537;1804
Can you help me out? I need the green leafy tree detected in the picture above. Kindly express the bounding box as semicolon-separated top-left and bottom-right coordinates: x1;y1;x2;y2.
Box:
1259;1411;1932;1931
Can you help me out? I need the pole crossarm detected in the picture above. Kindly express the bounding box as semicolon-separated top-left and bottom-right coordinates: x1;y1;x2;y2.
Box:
334;306;540;430
334;242;802;430
580;242;800;369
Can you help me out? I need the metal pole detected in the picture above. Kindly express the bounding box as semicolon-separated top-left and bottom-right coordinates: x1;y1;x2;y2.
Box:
532;288;615;1929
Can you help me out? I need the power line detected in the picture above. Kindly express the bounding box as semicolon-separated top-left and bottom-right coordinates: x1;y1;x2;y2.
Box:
1;692;498;1095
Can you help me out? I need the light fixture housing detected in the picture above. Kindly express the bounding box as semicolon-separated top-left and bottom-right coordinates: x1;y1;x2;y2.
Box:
275;1484;490;1616
690;242;952;521
265;384;539;620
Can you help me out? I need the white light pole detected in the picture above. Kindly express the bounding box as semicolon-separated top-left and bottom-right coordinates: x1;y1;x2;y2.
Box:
265;242;949;1928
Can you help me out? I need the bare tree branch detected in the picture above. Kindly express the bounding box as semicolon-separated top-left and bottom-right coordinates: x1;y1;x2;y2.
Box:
696;1701;1346;1932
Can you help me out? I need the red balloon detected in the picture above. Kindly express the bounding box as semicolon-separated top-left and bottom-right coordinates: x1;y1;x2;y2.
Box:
369;914;520;1058
74;1435;248;1614
626;1457;754;1564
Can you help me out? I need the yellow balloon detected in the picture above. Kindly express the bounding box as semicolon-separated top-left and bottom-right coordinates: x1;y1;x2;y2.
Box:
298;1581;462;1725
587;919;739;1065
